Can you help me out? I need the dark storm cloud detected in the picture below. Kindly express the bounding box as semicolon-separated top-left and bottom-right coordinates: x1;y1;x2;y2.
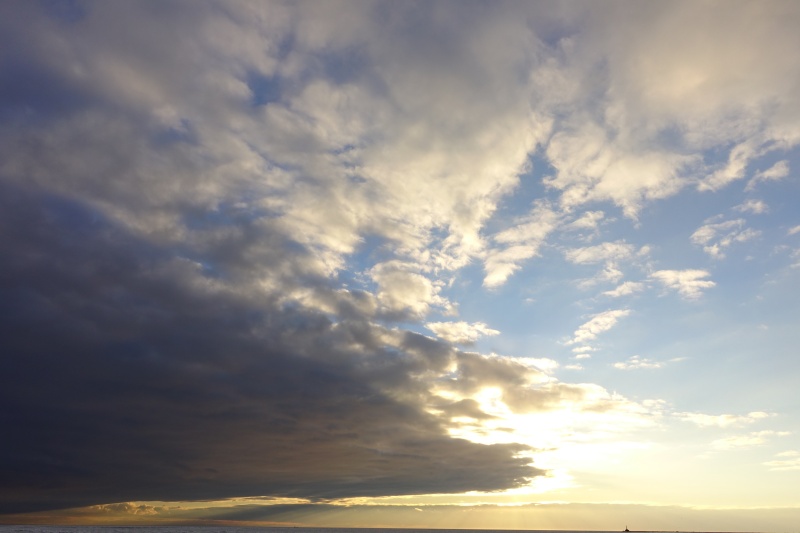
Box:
0;0;551;514
0;183;538;513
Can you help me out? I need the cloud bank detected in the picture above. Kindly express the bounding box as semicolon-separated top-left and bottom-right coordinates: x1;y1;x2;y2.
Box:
2;0;799;517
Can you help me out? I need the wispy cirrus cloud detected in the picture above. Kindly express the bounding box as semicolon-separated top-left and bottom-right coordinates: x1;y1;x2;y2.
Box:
614;355;684;370
675;411;773;428
691;218;760;259
564;241;639;265
568;309;631;345
764;450;800;471
484;201;561;288
734;199;769;215
603;281;645;298
565;241;648;290
746;160;790;191
711;430;790;451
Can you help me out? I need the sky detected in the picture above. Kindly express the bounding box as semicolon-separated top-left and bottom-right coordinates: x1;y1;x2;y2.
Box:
1;0;800;530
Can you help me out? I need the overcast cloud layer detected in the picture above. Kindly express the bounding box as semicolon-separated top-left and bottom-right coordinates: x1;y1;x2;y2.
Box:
2;0;800;521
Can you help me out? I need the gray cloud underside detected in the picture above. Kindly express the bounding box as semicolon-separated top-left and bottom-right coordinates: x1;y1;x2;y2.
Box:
0;184;539;512
0;2;559;512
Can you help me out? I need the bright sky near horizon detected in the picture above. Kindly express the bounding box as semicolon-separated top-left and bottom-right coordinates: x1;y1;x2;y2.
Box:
2;0;800;531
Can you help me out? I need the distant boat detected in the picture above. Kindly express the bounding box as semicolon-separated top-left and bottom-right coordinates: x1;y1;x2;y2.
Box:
624;527;630;532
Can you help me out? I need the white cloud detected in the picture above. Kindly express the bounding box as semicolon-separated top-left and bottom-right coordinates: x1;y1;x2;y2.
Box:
494;202;561;247
764;450;800;471
535;1;800;212
700;139;768;191
572;346;595;360
520;357;561;375
426;321;500;345
650;269;715;299
568;309;630;345
370;262;452;320
235;3;559;289
788;225;800;236
691;218;760;259
675;411;773;428
587;2;800;191
734;199;769;214
577;264;624;290
564;240;638;265
482;245;538;289
613;355;669;370
544;123;692;218
484;201;561;288
572;346;597;354
711;430;790;451
746;160;790;191
568;210;605;230
603;281;644;298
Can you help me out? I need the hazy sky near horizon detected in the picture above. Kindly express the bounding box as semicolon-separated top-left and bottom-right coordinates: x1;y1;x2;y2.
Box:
1;0;800;529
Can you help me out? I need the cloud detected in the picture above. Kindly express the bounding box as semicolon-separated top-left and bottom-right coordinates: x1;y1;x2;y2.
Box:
613;355;682;370
426;321;500;345
650;269;715;299
484;201;561;288
564;241;648;290
572;346;597;354
675;411;773;428
545;131;694;218
428;352;654;425
572;346;596;360
566;210;605;233
746;160;790;191
603;281;645;298
93;503;162;516
568;309;630;345
734;199;769;214
537;1;800;211
764;450;800;471
370;262;453;320
565;241;637;264
711;431;790;451
700;139;770;191
2;0;800;519
577;264;624;290
0;184;541;513
792;249;800;269
690;218;760;258
584;2;800;193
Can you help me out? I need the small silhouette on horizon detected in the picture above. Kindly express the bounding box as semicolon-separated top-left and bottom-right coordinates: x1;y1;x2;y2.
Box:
624;527;630;532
